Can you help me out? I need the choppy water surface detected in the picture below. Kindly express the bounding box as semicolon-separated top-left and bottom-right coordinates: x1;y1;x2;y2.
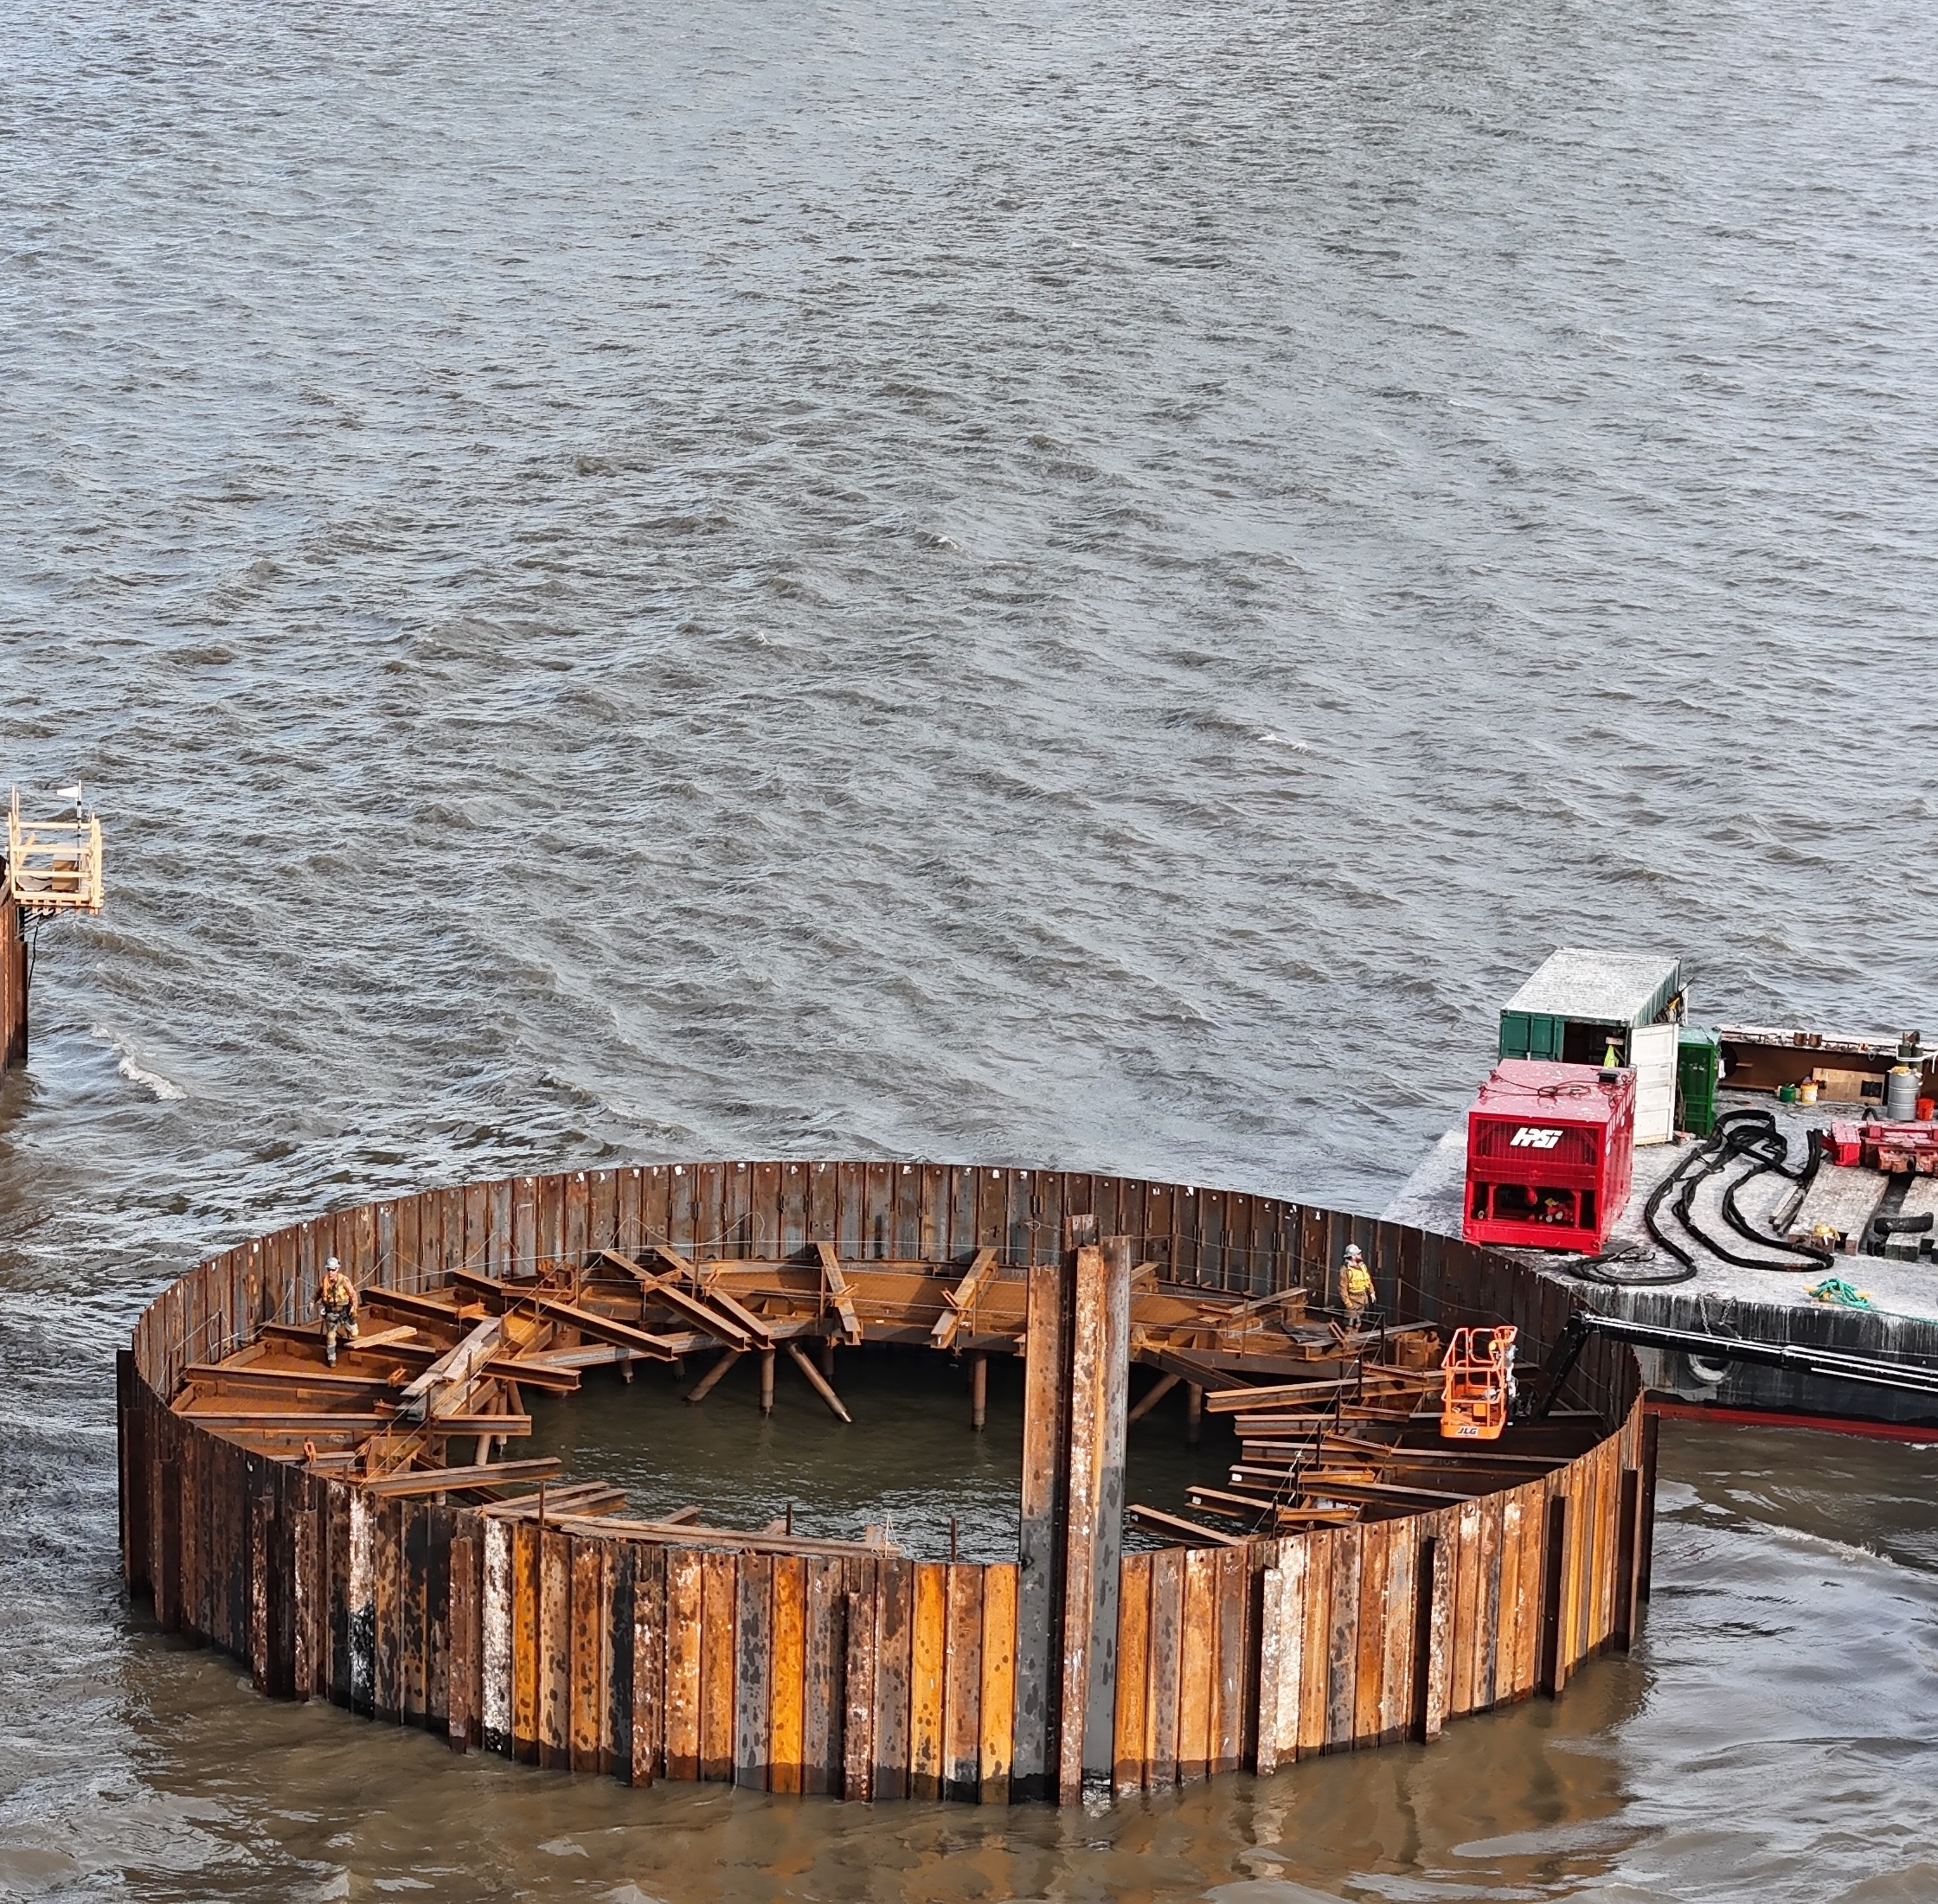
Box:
3;0;1936;1895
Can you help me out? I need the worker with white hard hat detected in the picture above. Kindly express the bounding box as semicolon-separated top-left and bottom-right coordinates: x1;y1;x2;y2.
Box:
317;1256;359;1366
1338;1243;1374;1321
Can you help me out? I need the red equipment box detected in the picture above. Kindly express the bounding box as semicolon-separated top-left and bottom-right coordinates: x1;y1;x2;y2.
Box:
1462;1059;1637;1253
1826;1121;1938;1175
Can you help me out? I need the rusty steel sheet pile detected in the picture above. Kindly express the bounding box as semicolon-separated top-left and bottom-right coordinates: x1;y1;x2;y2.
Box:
119;1162;1652;1801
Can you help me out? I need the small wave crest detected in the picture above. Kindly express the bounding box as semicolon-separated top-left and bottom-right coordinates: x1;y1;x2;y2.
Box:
90;1024;186;1101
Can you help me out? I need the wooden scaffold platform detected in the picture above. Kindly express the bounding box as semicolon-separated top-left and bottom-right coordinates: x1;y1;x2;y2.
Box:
2;785;106;1075
119;1162;1654;1801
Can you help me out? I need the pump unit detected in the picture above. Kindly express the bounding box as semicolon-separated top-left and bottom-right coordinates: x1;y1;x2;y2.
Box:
1462;1059;1637;1253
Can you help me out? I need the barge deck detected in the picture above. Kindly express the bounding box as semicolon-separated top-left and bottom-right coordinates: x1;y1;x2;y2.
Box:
1389;1094;1938;1430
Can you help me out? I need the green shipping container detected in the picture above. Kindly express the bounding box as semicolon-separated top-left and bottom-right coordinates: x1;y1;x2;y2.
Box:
1498;1010;1565;1061
1678;1027;1721;1136
1498;950;1685;1067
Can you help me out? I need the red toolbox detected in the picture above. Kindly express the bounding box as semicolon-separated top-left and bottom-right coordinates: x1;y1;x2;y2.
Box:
1826;1121;1864;1168
1462;1060;1637;1253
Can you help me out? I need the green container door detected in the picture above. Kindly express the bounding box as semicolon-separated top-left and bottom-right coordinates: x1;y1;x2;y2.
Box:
1499;1010;1564;1061
1678;1027;1721;1136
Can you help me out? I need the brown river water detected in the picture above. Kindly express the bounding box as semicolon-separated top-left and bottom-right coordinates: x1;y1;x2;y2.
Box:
3;0;1937;1896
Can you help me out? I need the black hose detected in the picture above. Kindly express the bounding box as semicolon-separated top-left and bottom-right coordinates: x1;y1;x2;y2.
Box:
1692;1107;1833;1272
1569;1134;1711;1285
1567;1105;1832;1285
1717;1109;1821;1247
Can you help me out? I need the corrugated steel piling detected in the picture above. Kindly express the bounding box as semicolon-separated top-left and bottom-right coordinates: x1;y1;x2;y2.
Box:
119;1160;1652;1805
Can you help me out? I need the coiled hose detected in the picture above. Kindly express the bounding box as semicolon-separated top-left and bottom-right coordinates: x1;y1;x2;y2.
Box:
1570;1106;1833;1287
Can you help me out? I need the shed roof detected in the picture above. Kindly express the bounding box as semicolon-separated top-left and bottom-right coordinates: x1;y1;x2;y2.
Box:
1502;947;1682;1027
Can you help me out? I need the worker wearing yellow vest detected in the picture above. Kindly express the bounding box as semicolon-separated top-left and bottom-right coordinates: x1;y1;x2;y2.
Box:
1338;1243;1374;1321
317;1256;359;1366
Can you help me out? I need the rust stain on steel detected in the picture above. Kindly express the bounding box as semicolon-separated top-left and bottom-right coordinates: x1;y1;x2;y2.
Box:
117;1162;1650;1806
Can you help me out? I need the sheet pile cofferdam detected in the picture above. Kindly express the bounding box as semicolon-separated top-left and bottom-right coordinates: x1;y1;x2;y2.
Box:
118;1163;1655;1802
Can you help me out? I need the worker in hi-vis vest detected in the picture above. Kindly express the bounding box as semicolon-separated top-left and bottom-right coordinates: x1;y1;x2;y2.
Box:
1338;1243;1374;1320
317;1256;359;1366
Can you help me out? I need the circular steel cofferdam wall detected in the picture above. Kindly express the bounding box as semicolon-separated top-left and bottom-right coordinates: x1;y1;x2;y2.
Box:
119;1163;1652;1804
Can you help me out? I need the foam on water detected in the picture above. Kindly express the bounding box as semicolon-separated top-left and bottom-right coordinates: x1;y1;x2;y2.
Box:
93;1027;188;1103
